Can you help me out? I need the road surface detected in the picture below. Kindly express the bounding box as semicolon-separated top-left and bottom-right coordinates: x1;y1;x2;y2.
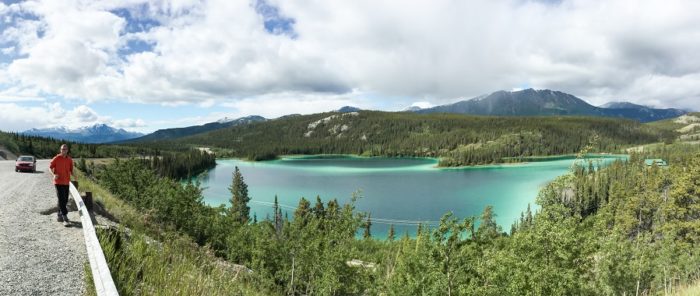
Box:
0;159;86;295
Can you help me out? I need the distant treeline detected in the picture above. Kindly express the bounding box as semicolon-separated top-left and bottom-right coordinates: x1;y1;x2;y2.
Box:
0;131;136;159
155;111;670;166
90;142;700;295
0;131;214;179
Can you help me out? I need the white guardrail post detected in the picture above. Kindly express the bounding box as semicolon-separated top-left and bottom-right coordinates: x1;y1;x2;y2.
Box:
69;183;119;296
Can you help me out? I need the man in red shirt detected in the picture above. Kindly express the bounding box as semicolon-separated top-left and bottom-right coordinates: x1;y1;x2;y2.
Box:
50;144;74;227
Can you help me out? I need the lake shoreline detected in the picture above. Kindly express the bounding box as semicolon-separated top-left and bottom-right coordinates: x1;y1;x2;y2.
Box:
212;152;628;170
197;155;626;239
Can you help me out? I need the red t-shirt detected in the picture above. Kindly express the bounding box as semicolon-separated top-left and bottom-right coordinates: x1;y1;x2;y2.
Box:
49;154;73;185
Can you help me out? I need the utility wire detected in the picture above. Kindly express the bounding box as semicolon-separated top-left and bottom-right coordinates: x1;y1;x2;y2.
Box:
249;200;440;226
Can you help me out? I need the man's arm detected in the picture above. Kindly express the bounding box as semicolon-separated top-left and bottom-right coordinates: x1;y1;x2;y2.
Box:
49;159;59;180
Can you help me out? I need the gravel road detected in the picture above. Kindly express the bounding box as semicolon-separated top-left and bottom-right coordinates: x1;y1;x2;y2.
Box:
0;159;86;295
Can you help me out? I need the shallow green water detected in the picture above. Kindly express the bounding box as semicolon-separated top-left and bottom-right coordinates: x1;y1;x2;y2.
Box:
197;155;624;238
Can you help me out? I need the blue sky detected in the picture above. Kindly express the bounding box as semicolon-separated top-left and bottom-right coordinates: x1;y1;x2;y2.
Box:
1;0;699;133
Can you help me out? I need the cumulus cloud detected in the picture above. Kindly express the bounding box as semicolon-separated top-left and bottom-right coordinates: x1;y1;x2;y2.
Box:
0;102;144;132
0;0;699;111
409;102;434;109
220;91;367;119
112;118;146;128
0;86;44;102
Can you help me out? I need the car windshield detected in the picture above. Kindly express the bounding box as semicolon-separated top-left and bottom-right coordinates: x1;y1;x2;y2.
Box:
18;156;33;161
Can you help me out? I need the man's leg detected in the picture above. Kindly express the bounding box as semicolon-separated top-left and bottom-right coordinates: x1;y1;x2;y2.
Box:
55;185;64;222
56;185;69;219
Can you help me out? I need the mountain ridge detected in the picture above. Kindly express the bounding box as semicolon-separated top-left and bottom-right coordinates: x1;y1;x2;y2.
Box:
416;89;686;122
22;123;143;144
121;115;266;143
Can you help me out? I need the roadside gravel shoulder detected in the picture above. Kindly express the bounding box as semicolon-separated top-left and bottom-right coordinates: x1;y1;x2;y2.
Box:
0;160;86;296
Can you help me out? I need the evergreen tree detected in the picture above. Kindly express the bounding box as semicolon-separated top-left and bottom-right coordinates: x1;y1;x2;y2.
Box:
363;213;372;239
228;166;250;223
326;199;339;219
273;195;283;236
313;195;325;218
477;205;501;242
294;197;311;225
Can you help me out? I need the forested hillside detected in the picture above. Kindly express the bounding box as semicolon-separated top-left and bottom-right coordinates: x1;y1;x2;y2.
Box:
120;115;266;143
0;131;214;179
81;142;700;295
647;112;700;142
162;111;669;166
0;131;135;159
415;89;686;122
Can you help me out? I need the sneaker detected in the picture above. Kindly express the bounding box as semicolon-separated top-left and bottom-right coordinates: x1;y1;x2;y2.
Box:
62;215;70;227
57;215;64;222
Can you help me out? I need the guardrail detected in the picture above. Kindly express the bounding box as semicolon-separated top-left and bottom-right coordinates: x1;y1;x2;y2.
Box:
69;182;119;296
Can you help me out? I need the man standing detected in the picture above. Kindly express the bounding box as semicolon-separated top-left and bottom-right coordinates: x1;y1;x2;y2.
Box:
50;144;74;227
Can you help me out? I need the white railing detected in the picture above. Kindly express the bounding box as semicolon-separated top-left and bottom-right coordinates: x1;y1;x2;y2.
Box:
69;183;119;296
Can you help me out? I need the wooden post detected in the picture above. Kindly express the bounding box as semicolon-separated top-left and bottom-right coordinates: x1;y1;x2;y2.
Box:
83;192;94;213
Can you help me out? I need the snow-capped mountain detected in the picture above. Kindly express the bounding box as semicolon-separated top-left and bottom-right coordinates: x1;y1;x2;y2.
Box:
22;124;144;143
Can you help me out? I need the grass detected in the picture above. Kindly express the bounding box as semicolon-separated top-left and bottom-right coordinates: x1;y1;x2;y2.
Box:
75;172;266;295
673;279;700;296
99;229;263;296
84;262;96;296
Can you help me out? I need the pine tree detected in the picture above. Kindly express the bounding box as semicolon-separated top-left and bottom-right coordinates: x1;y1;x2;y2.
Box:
477;205;501;242
363;213;372;239
294;197;311;225
326;199;339;219
313;195;325;218
228;166;250;224
273;195;283;236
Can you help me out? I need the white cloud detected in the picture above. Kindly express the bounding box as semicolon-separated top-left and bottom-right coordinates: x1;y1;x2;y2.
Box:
0;86;44;102
0;102;145;132
409;101;434;109
71;105;99;122
112;118;146;128
1;46;14;55
0;0;698;112
220;91;367;119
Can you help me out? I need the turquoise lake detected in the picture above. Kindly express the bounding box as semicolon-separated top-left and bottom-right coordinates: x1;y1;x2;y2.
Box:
197;155;624;238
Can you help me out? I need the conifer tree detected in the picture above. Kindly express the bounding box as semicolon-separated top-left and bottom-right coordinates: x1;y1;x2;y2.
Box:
477;205;501;241
273;195;283;236
326;199;339;219
294;197;311;225
228;166;250;223
363;213;372;239
313;195;325;218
